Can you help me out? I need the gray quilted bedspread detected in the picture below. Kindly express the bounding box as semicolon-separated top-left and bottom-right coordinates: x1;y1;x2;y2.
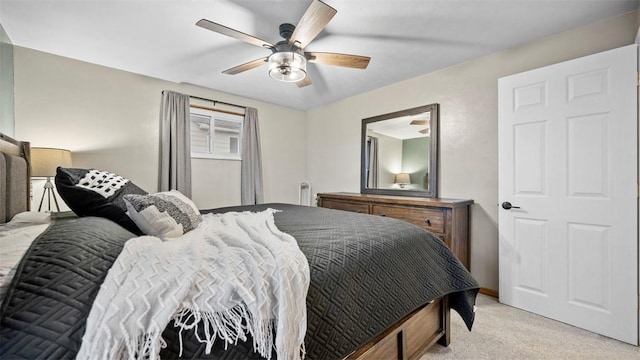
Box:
0;204;478;359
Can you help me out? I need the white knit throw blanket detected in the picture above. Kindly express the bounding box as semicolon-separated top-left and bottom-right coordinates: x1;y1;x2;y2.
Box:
76;209;310;360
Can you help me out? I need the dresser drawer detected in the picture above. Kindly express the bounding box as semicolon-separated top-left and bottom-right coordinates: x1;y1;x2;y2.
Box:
372;205;445;233
321;199;369;214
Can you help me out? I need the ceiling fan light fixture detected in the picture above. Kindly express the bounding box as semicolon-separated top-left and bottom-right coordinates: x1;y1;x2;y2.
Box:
268;51;307;82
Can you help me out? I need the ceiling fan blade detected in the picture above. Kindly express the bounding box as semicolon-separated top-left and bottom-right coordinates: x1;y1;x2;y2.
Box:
419;128;430;135
296;76;312;88
410;120;430;125
306;52;370;69
290;0;337;48
196;19;274;49
222;57;268;75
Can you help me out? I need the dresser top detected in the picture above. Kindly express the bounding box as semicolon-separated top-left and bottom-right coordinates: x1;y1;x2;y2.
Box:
317;192;474;208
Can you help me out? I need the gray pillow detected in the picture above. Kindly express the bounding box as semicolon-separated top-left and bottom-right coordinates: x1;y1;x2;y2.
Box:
123;190;201;238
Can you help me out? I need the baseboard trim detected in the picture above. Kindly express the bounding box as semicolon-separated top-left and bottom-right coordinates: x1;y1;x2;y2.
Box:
479;287;498;298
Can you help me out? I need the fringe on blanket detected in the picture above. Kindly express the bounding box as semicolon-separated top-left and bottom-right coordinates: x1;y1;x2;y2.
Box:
172;303;277;360
129;334;167;359
94;333;168;360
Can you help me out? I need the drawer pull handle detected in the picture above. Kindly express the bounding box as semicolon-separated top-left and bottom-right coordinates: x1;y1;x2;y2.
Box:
425;218;432;226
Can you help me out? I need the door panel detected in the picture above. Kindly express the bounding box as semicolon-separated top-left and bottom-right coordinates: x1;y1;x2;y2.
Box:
514;121;547;195
567;113;608;197
567;223;609;311
514;218;548;296
499;44;638;345
567;68;609;101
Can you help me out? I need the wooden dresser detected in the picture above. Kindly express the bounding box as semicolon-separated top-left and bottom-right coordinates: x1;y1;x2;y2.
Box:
317;192;473;269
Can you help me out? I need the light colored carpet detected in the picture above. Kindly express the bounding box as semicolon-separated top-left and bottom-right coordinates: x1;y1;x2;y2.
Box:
424;294;640;359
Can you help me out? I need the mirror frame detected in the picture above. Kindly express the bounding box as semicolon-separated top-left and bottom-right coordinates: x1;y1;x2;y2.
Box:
360;103;439;198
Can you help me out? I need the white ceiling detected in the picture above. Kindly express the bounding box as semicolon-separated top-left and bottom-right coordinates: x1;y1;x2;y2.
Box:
368;112;431;140
1;0;638;110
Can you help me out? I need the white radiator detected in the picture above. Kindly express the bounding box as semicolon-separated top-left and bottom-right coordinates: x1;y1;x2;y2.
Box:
298;181;312;206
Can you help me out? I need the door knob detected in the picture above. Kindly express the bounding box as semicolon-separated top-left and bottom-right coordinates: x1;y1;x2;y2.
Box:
501;202;521;210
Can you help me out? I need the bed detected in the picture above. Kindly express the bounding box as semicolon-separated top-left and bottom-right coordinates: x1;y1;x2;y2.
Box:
0;133;479;359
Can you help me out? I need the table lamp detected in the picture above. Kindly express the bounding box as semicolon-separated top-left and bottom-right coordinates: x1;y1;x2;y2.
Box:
31;147;72;212
395;173;411;188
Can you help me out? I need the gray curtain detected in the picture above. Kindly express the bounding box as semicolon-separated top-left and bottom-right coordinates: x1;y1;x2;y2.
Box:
241;107;264;205
159;91;192;197
367;136;379;188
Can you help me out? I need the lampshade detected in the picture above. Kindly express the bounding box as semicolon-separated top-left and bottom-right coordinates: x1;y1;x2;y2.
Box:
268;51;307;82
31;147;72;177
395;173;411;185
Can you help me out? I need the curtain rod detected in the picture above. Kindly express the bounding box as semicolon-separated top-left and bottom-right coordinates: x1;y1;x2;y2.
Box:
190;104;244;117
190;95;247;110
161;90;247;110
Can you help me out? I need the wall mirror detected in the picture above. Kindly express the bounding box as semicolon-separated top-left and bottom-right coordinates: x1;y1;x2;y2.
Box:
361;104;439;197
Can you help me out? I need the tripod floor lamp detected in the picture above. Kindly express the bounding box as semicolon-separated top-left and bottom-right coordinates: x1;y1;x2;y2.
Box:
31;147;72;212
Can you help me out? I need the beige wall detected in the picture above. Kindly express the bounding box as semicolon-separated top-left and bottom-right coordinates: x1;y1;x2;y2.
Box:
14;47;307;210
306;10;639;291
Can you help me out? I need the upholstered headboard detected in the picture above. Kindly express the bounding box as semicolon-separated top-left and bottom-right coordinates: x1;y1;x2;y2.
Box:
0;133;31;223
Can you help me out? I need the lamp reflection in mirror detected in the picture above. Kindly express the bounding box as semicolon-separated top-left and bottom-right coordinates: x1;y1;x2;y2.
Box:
268;51;307;82
31;147;72;212
394;173;411;188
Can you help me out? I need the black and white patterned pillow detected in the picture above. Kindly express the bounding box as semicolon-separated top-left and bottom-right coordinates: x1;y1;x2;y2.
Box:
123;190;201;238
76;169;129;198
55;167;147;234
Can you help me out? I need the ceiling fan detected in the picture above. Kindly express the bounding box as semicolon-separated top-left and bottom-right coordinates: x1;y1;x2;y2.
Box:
196;0;370;88
410;119;431;135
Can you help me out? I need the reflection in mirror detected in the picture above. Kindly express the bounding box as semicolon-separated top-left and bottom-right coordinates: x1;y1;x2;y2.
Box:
361;104;438;197
366;112;431;190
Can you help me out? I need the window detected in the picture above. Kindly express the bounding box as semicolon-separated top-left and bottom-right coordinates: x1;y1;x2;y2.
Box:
190;107;243;160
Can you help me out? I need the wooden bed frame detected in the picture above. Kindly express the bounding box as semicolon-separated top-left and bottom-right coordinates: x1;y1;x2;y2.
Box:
0;132;450;359
347;297;450;360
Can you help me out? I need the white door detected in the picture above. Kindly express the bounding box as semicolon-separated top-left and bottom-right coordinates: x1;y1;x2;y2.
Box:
498;44;638;345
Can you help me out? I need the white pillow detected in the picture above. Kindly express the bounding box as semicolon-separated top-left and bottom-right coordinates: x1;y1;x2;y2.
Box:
10;211;51;224
123;190;201;238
